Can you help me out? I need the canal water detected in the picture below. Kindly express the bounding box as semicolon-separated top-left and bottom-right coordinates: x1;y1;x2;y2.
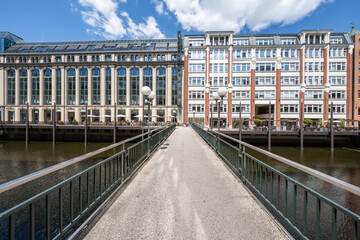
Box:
246;145;360;239
0;140;359;239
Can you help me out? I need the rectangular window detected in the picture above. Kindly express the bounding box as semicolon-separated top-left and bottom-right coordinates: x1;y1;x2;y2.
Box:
233;49;251;58
256;39;273;45
281;62;299;71
281;91;299;99
233;39;249;46
255;90;275;99
255;49;276;58
329;76;345;85
305;90;323;99
232;77;250;86
233;63;250;72
329;62;346;71
281;76;299;85
330;90;346;100
189;77;204;86
255;77;275;85
256;63;275;71
304;104;323;113
280;104;299;113
232;104;250;113
189;50;205;59
189;64;205;72
232;91;250;99
329;105;345;113
188;91;205;99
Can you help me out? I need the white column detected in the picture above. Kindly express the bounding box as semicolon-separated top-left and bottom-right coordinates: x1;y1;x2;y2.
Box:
100;67;106;106
61;67;66;120
88;68;92;105
39;68;44;106
75;68;80;106
3;69;7;106
111;67;116;105
126;68;130;106
51;68;56;104
166;66;172;106
15;69;20;106
27;69;32;105
139;67;143;106
152;67;157;107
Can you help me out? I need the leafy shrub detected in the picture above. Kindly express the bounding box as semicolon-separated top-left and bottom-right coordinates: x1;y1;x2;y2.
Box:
254;119;263;126
303;119;313;126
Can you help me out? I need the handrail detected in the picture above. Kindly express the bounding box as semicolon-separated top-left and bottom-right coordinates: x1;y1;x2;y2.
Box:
0;126;166;194
206;126;360;197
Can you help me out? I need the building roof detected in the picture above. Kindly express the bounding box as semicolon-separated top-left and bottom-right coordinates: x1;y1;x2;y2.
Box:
0;32;23;43
4;38;178;54
349;26;360;36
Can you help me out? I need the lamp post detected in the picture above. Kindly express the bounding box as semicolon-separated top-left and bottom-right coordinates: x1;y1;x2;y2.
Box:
193;110;195;124
212;92;220;130
172;110;177;123
217;87;227;132
141;86;155;156
300;83;306;150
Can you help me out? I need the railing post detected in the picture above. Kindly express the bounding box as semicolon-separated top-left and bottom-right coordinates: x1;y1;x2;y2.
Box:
85;103;88;146
26;102;29;145
53;102;56;145
330;100;334;151
268;100;271;151
114;102;116;144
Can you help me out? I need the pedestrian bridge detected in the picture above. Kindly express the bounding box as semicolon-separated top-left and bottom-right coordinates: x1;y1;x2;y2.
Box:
0;125;359;239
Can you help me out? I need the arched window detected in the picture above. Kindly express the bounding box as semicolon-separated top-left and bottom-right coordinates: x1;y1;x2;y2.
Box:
67;69;76;105
117;68;126;105
156;68;166;105
20;69;28;105
56;69;61;105
130;68;139;105
143;68;152;88
44;69;52;105
80;68;88;105
92;68;100;105
171;68;178;105
7;70;15;105
105;68;111;105
32;69;40;105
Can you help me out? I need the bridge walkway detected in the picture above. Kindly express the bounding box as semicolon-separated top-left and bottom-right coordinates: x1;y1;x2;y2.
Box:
84;127;288;240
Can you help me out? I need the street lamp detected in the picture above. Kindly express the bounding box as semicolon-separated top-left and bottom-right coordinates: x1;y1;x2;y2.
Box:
141;87;155;155
193;110;196;124
212;92;220;129
299;83;306;150
217;87;227;132
141;86;151;139
172;110;177;123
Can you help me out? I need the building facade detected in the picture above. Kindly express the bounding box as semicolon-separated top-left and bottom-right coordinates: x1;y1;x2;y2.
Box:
184;30;354;128
350;26;360;127
0;32;182;124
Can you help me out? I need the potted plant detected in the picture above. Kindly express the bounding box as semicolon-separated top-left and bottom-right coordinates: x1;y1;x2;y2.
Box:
48;119;53;124
58;120;64;125
72;119;78;125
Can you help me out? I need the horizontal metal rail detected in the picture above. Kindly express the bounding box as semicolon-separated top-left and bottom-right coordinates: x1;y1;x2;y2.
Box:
0;127;162;194
214;129;360;197
192;124;360;240
0;124;175;240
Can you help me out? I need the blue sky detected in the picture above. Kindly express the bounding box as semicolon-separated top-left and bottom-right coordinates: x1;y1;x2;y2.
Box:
1;0;359;42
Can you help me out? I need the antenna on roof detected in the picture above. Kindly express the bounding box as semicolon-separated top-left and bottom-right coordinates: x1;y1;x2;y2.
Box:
351;22;355;29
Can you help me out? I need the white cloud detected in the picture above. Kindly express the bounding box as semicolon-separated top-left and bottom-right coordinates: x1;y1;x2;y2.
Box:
161;0;331;32
122;13;165;38
77;0;164;39
152;0;168;16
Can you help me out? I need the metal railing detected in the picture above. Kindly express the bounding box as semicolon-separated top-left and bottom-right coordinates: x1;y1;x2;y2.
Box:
0;124;175;240
192;123;360;240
